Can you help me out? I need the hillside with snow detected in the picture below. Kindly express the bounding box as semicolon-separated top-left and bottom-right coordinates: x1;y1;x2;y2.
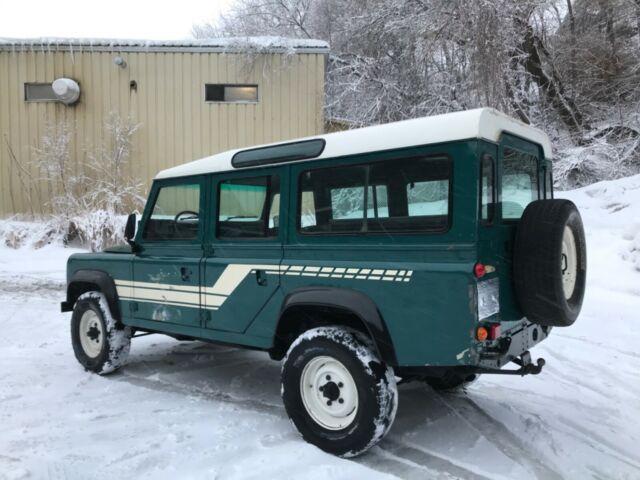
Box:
1;175;640;480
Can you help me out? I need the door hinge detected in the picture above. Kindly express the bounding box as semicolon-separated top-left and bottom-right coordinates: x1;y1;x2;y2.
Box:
202;310;212;324
129;301;139;313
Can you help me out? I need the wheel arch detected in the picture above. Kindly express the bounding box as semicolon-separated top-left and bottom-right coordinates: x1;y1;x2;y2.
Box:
271;287;397;366
63;269;121;321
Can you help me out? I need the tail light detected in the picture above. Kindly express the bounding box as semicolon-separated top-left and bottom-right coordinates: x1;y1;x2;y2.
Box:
476;326;489;341
476;323;501;342
474;262;486;278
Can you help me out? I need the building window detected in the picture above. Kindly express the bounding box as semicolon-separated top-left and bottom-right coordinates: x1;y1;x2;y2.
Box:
24;83;57;102
205;84;258;103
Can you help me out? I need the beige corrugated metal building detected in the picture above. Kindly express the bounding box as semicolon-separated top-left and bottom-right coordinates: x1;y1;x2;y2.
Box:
0;37;328;216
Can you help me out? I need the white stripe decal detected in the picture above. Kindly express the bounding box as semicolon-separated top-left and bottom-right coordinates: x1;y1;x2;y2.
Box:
119;296;218;310
115;279;200;293
116;264;414;312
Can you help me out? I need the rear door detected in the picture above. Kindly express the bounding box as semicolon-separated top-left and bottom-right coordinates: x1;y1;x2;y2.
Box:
202;168;284;334
478;135;546;323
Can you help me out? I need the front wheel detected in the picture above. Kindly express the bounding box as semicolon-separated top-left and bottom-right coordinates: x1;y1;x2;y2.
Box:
71;292;132;375
281;326;398;457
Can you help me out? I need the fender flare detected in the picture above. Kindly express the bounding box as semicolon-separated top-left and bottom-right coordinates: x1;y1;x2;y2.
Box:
277;286;398;366
63;269;121;321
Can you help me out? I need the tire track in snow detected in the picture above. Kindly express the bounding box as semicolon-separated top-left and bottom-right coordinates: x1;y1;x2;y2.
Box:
434;392;565;480
360;441;494;480
116;371;284;416
118;370;496;480
552;333;640;359
555;417;640;471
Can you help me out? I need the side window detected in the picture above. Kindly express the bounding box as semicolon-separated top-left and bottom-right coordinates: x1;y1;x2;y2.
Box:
502;148;539;220
298;156;452;234
545;167;554;199
406;180;448;216
330;185;389;220
143;183;201;241
300;190;317;227
217;176;280;239
480;154;495;223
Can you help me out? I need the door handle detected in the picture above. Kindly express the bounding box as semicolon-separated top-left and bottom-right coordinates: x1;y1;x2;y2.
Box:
180;267;192;281
255;269;267;286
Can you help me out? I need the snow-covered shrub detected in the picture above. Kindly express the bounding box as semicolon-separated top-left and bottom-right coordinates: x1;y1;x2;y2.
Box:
554;131;640;189
3;114;144;251
0;218;63;249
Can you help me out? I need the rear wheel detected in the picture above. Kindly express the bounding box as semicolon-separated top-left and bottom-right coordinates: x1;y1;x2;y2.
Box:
281;326;398;457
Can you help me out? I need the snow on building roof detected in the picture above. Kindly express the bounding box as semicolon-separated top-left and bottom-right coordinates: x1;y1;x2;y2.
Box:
156;108;553;180
0;36;329;54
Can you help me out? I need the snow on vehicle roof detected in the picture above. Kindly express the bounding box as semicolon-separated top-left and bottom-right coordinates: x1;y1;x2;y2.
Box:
157;108;553;180
0;36;329;54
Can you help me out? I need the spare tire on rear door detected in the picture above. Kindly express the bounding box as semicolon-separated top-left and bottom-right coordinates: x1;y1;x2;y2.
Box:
513;199;586;327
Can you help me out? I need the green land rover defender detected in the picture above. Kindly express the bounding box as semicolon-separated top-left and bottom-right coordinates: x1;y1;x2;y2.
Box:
62;108;586;457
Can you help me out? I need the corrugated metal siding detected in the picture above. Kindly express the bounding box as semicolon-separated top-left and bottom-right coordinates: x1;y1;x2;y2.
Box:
0;49;325;215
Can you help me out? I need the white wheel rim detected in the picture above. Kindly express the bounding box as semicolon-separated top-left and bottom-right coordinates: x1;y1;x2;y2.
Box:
561;226;578;299
79;310;104;358
300;356;358;430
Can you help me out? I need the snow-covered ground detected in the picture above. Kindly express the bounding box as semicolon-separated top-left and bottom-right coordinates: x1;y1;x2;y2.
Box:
1;175;640;480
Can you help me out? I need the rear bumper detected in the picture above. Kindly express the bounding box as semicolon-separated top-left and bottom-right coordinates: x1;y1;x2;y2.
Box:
477;320;550;369
395;320;550;379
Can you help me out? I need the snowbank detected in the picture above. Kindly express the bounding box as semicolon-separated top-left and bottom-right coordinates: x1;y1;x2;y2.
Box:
558;173;640;274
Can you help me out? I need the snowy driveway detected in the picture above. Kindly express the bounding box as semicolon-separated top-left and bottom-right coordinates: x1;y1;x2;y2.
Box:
2;178;640;479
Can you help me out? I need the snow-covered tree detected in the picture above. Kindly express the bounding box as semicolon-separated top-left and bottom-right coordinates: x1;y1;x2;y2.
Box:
195;0;640;187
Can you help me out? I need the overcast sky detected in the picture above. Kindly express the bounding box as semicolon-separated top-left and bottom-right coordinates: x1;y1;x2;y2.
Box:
0;0;234;40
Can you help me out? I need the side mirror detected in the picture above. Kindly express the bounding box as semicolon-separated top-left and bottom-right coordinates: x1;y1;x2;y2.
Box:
124;213;137;243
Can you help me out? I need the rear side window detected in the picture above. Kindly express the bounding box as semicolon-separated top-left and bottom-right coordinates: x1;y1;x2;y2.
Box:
545;168;554;199
298;156;452;234
480;154;495;224
143;183;201;241
217;176;280;239
502;148;539;220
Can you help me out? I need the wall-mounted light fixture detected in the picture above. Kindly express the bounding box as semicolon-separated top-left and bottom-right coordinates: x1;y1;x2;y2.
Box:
52;78;80;105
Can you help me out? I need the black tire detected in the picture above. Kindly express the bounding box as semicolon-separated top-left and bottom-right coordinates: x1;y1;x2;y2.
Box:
71;292;132;375
281;326;398;458
514;199;587;327
425;372;479;391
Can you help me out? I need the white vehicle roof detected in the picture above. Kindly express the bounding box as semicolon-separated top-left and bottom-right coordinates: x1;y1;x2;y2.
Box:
156;108;553;179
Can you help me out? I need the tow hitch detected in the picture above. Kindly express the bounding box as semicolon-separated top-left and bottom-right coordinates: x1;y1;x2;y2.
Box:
476;351;546;376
